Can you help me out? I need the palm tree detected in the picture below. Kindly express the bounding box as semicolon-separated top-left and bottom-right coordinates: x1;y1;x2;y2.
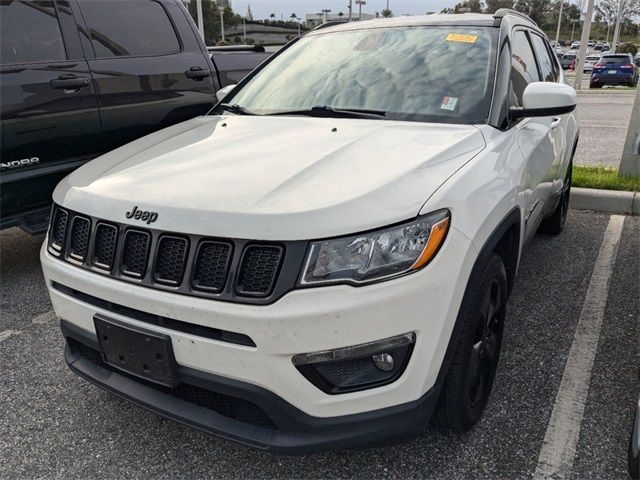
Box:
290;13;297;20
269;12;275;23
338;11;344;19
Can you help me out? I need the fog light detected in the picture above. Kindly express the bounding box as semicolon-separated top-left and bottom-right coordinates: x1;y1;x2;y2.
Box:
292;333;415;394
372;353;395;372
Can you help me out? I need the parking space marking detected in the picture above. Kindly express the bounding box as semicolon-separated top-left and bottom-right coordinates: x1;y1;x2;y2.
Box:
533;214;626;479
31;310;55;325
0;330;22;343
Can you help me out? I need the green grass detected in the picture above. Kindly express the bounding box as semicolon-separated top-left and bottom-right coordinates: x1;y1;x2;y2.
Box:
573;165;640;191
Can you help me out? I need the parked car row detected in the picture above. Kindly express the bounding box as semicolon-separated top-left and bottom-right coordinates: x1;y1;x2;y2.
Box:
0;0;270;234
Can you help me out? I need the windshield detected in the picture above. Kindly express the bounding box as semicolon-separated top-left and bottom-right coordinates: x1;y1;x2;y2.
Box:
221;26;498;124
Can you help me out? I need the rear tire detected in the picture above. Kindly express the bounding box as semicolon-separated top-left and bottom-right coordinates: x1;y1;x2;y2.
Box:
540;162;572;235
434;254;508;432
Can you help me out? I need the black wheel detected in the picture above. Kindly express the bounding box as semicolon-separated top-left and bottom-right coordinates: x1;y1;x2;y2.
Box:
630;408;640;479
540;163;572;235
434;254;508;432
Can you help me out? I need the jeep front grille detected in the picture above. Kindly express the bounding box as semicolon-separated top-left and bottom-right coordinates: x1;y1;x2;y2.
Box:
46;204;306;305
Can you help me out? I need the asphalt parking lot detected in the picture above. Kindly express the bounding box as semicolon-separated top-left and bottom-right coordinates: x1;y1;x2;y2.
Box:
574;90;636;168
1;210;638;479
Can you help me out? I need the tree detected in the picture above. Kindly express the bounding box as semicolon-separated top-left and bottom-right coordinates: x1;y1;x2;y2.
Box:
381;8;393;17
596;0;640;28
513;0;551;26
186;1;243;45
618;42;638;55
338;11;345;19
485;0;514;14
269;13;276;23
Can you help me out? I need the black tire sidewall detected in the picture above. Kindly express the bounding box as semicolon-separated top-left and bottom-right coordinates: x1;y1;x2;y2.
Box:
436;254;508;432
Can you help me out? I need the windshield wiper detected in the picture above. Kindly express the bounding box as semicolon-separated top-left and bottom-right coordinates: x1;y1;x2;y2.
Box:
266;106;386;119
219;103;257;115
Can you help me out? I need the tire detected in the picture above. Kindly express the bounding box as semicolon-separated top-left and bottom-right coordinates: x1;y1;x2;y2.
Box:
434;254;508;432
540;162;572;235
630;408;639;479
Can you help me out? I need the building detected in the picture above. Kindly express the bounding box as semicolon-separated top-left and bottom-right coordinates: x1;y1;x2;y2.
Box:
304;11;375;28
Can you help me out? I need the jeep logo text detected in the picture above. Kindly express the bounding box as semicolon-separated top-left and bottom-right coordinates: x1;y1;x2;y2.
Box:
126;206;158;224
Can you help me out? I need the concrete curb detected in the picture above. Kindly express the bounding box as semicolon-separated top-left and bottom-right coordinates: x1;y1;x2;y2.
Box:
570;187;639;215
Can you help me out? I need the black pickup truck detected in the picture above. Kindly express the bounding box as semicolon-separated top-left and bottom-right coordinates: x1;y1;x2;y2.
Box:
0;0;269;233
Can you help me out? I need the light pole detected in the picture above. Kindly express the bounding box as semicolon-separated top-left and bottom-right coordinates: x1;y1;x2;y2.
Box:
555;0;564;45
356;0;366;20
196;0;204;40
348;0;353;21
573;0;596;90
219;6;225;43
612;0;623;52
571;19;577;41
322;9;331;23
243;18;246;43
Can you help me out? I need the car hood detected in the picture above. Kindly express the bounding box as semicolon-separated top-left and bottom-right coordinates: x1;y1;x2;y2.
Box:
55;115;485;240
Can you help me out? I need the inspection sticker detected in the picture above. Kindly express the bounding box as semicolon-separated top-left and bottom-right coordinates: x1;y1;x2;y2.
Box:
440;96;458;111
446;33;478;44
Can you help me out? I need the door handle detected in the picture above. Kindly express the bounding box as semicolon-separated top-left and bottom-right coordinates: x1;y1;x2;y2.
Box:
50;74;90;91
185;66;211;80
550;117;562;129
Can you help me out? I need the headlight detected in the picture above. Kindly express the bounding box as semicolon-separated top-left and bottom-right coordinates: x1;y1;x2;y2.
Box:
300;210;450;286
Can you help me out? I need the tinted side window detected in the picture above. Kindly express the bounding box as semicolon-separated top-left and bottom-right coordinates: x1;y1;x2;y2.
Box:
78;0;180;58
0;0;67;65
530;34;557;82
510;30;540;107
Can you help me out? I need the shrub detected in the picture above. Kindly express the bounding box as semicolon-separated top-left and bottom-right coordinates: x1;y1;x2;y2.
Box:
618;42;638;56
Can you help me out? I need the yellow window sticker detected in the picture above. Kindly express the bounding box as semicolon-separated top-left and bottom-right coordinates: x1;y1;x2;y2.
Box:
446;33;478;44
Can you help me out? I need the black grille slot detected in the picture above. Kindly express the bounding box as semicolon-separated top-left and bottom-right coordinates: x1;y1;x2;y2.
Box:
192;241;233;293
67;216;91;262
236;245;283;297
121;230;151;278
48;207;68;253
154;236;189;285
93;223;118;271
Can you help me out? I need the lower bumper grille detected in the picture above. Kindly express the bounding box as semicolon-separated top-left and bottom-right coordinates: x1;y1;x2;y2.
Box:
68;338;276;429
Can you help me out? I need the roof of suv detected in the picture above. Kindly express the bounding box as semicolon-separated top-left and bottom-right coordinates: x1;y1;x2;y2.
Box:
309;11;536;35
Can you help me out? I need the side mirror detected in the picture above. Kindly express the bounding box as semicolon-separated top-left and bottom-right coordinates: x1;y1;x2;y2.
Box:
510;82;577;120
216;84;237;102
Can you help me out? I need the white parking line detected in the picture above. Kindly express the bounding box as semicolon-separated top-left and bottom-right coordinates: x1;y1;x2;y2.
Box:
32;310;56;325
534;214;626;479
0;330;22;343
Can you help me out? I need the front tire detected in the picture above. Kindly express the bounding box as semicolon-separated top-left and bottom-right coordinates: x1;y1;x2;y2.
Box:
434;254;508;432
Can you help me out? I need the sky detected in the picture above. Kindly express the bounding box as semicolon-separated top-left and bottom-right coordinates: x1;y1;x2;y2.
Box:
231;1;453;20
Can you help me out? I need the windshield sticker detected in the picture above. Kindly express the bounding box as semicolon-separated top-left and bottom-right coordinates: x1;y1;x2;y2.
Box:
446;33;478;44
440;96;458;111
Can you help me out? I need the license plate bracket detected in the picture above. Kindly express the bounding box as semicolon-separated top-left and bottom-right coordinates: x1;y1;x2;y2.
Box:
94;314;178;387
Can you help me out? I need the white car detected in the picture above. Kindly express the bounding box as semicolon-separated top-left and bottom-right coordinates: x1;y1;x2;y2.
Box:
584;54;602;72
41;10;579;453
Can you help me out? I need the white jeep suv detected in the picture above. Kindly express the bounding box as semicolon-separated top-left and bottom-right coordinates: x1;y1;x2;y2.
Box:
41;10;579;453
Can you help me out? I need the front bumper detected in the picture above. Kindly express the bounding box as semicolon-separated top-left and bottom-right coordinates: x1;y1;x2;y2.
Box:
42;225;476;451
62;319;438;453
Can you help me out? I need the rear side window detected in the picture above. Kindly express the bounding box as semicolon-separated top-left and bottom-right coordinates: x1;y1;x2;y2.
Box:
601;55;631;64
78;0;180;58
529;34;557;82
510;30;540;107
0;0;67;65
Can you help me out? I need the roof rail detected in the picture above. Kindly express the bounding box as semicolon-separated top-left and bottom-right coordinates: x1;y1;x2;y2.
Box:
313;20;348;31
493;8;537;27
206;45;266;53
